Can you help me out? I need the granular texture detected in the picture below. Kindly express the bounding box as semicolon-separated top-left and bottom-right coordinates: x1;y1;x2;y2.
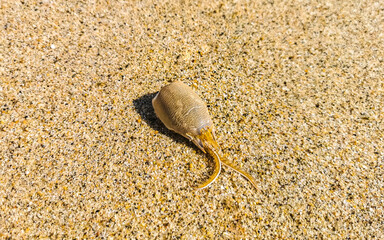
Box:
1;0;383;238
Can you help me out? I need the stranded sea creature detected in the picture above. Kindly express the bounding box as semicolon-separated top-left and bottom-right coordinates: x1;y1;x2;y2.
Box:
152;81;258;190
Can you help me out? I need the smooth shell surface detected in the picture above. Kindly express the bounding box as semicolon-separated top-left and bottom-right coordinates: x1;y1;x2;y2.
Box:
152;81;213;142
152;81;258;190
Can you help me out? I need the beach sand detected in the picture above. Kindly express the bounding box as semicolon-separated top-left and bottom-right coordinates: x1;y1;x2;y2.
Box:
1;0;383;238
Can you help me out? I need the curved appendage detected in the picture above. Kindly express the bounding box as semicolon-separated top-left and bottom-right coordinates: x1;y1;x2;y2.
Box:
193;126;258;190
220;156;258;190
195;148;222;190
194;127;222;190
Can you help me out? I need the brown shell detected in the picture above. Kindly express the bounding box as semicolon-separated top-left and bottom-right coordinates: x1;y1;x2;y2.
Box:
152;81;213;141
152;81;258;190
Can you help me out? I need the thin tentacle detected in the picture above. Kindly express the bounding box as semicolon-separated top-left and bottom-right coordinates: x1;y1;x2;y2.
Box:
195;148;222;190
194;127;222;190
220;155;258;190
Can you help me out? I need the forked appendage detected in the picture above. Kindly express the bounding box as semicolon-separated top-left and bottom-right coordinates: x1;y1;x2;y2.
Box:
220;156;258;190
195;127;222;190
194;127;258;190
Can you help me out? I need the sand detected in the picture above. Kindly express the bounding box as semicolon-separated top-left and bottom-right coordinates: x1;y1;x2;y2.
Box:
1;0;383;238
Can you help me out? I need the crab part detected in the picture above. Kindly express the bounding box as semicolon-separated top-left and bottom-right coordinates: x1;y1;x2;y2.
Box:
195;147;222;190
152;82;213;140
194;126;222;190
220;157;258;190
152;81;258;190
152;82;222;189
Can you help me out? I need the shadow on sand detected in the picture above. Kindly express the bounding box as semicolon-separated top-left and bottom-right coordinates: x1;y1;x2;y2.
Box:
132;92;198;150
